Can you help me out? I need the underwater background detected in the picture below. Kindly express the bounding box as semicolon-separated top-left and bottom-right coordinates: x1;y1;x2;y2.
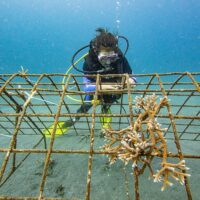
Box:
0;1;200;200
0;0;200;74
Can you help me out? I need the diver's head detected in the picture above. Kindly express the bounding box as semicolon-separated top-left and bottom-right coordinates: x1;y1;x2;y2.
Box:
97;46;119;66
91;28;119;66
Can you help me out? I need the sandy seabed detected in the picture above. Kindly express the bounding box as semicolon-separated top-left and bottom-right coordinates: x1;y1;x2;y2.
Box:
0;128;199;200
0;85;199;199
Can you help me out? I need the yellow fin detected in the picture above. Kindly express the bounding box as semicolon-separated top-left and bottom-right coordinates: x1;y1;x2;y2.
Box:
100;108;112;129
43;121;70;138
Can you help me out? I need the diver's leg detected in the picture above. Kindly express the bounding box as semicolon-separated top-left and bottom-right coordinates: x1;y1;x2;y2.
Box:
64;95;93;128
100;98;113;129
100;94;122;129
63;77;95;128
101;104;111;113
102;94;121;111
75;95;93;121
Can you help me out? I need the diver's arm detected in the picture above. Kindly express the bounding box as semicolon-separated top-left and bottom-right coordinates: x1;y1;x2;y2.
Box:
122;57;137;87
84;77;121;91
99;84;121;90
85;82;121;90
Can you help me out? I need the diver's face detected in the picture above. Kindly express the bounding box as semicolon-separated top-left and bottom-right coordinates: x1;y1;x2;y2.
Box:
97;46;119;66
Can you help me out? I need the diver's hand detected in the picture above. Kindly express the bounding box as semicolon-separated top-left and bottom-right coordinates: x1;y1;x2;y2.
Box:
125;78;136;87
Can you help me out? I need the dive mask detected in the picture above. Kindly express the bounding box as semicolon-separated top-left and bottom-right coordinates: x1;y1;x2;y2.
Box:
98;51;119;66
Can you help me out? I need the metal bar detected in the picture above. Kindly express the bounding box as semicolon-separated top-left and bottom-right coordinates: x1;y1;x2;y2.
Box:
38;74;72;199
180;110;200;140
0;148;199;159
1;71;198;76
0;77;45;136
0;197;65;200
1;113;200;120
186;72;200;92
0;137;44;188
1;103;199;108
85;74;100;200
134;166;140;200
45;75;77;136
125;74;140;199
155;73;193;200
0;74;45;183
142;74;155;98
71;74;89;135
0;74;18;95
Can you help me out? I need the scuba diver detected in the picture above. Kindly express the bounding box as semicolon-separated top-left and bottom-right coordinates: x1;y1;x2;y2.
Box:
43;28;136;137
43;28;137;137
65;28;137;128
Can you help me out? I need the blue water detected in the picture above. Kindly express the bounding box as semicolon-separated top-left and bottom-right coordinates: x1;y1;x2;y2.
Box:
0;0;200;74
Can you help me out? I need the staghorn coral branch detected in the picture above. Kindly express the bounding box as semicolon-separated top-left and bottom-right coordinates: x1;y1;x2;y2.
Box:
101;94;190;191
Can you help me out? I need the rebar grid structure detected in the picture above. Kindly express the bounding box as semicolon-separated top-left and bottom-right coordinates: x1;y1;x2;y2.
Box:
0;72;199;200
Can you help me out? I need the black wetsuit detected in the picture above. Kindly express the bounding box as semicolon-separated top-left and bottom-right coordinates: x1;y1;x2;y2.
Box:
75;48;134;119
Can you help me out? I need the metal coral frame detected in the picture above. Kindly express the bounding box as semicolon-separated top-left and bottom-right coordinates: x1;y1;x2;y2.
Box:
0;72;199;200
